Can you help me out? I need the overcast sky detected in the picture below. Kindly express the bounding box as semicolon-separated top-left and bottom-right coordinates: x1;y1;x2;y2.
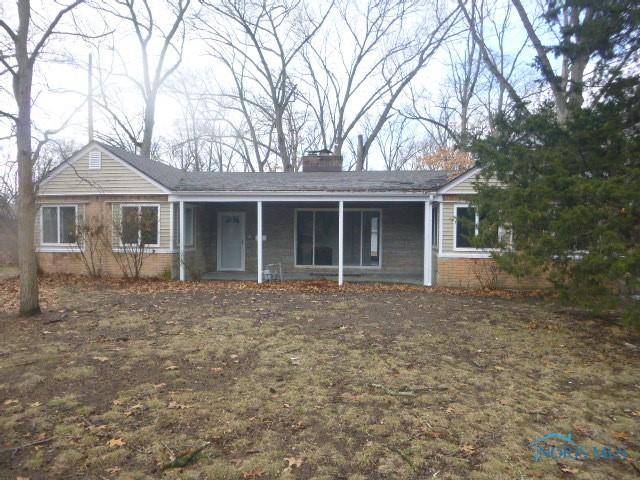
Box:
0;0;539;174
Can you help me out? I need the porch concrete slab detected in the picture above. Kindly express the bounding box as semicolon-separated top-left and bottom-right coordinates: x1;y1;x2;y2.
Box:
201;271;423;285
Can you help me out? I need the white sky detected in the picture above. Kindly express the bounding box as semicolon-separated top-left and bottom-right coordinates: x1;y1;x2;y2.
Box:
0;0;538;174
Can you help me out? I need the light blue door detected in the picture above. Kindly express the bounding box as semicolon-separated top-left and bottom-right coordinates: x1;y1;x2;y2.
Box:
218;212;245;271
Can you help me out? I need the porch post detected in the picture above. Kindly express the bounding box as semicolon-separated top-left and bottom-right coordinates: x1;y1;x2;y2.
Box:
179;200;185;281
257;201;263;284
338;200;344;286
424;199;433;286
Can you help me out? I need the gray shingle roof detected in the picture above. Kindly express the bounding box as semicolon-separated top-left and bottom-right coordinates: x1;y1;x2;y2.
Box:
177;170;449;192
97;142;451;193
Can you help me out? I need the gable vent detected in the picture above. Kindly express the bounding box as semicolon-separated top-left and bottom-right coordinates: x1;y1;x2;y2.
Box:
88;150;102;169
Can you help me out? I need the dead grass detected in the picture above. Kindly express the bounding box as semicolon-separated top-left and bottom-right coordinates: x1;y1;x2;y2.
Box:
0;276;639;479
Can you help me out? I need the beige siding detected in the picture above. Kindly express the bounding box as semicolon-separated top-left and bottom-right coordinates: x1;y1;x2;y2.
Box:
38;148;164;195
441;201;456;253
446;171;501;194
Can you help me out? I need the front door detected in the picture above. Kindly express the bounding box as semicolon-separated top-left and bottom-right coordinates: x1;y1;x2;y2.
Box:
217;212;245;271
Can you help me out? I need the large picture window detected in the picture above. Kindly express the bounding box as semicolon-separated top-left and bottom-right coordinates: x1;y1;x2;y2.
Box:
295;209;381;267
41;205;77;244
454;205;497;249
120;205;159;247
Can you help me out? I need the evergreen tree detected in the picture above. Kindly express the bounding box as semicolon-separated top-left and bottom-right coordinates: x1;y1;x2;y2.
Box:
472;79;640;322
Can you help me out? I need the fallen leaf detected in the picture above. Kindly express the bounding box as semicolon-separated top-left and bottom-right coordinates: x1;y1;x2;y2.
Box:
612;431;629;442
630;411;640;417
243;468;266;479
124;403;144;416
92;356;109;362
16;476;31;480
29;402;42;408
153;383;166;389
165;365;179;371
559;464;578;475
211;367;223;374
168;401;188;409
459;444;475;456
3;399;19;406
162;442;210;470
107;438;126;448
283;456;303;473
112;399;124;406
105;467;121;474
573;425;593;436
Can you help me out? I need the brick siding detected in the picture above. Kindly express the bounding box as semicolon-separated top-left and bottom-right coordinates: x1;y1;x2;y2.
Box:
437;257;546;289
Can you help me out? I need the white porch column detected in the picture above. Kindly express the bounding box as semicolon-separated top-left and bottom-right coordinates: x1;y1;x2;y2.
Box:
179;200;185;281
338;200;344;286
424;199;433;286
257;201;263;284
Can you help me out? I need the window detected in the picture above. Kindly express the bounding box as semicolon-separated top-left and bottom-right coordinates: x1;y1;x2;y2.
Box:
295;209;381;267
41;205;77;244
184;206;194;247
120;205;159;246
455;206;476;249
432;204;439;247
88;150;101;169
454;205;497;250
174;205;195;249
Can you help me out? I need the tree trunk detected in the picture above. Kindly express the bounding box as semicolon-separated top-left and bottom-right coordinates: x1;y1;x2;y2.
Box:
15;0;40;316
275;107;291;171
140;97;155;158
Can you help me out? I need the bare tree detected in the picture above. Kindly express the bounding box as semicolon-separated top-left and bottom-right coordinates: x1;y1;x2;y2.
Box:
96;0;191;157
459;0;637;123
75;212;108;277
0;0;86;315
199;0;332;171
209;52;277;172
372;115;423;171
302;0;461;170
401;0;529;149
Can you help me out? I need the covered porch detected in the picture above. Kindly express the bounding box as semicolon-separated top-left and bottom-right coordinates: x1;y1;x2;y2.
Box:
171;197;438;286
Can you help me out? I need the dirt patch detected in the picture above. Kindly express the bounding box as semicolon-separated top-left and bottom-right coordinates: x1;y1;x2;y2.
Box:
0;276;639;479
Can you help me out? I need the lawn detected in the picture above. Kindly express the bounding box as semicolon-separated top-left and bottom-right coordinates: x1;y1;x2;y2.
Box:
0;276;639;479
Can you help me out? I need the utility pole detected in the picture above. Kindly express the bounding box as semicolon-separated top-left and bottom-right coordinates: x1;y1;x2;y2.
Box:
88;53;94;142
356;134;365;171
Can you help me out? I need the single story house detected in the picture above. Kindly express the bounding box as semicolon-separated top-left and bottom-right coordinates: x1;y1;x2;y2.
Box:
35;141;532;288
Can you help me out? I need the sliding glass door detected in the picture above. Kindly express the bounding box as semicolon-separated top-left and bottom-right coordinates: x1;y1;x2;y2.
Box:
295;209;381;267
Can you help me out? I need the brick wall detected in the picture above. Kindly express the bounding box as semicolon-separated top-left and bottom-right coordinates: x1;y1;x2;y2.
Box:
37;251;173;278
437;257;546;289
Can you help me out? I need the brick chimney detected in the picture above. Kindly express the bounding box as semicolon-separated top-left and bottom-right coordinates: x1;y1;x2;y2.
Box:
302;149;343;172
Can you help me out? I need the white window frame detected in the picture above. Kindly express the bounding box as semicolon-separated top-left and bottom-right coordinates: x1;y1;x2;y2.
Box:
40;205;78;246
293;208;382;269
453;203;501;252
184;205;195;248
118;204;161;248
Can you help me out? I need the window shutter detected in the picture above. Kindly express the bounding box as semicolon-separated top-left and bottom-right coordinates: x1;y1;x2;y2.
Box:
88;150;101;169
